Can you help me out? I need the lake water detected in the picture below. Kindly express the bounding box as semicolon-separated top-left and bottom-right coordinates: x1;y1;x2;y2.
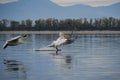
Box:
0;34;120;80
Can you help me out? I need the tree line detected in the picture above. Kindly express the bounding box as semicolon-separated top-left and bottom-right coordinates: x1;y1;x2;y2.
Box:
0;17;120;31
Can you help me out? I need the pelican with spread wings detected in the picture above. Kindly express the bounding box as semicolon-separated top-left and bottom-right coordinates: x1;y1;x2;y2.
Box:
3;35;32;49
48;32;77;51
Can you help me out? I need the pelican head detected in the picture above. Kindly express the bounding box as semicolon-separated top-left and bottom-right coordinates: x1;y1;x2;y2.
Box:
59;32;64;36
59;32;70;39
22;34;27;37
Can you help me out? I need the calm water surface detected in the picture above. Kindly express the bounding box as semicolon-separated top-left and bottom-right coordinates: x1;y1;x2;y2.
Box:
0;34;120;80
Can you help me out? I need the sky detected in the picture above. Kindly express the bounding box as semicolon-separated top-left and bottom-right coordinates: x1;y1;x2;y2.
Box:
0;0;120;20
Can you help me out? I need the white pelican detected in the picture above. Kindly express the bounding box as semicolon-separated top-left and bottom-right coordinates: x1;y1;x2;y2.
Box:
48;32;76;51
3;34;31;49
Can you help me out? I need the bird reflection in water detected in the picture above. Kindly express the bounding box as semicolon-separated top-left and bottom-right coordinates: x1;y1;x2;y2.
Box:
65;55;72;64
50;51;73;69
3;59;27;80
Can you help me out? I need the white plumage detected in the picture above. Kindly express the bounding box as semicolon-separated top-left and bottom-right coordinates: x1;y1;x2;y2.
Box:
48;32;75;51
50;37;67;47
3;35;31;49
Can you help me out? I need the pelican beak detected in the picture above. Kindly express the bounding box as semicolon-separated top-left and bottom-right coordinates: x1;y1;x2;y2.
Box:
23;37;32;42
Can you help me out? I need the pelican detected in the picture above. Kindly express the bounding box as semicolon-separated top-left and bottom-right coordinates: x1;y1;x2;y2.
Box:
48;32;76;51
3;34;32;49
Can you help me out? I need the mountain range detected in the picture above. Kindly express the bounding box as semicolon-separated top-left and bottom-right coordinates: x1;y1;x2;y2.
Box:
0;0;120;21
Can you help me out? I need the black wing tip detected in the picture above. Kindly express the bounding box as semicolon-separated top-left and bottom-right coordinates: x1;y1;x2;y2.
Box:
3;46;6;49
3;44;8;49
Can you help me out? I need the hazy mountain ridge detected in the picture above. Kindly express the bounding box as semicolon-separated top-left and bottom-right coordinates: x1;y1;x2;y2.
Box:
0;0;120;20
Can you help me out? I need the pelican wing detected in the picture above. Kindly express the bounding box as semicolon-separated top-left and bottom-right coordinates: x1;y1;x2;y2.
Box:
9;36;22;41
7;36;22;44
12;35;32;42
3;36;21;49
9;36;31;44
49;37;67;47
3;41;8;49
56;37;67;46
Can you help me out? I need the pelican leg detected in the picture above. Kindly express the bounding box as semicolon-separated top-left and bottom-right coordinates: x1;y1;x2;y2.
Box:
55;47;59;51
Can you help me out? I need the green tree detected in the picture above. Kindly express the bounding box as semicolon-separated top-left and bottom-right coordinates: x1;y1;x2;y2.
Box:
46;18;54;30
35;19;46;30
1;19;9;27
10;20;19;30
26;19;32;27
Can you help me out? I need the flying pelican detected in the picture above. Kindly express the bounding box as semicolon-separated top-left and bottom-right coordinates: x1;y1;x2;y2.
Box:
3;34;32;49
48;32;77;51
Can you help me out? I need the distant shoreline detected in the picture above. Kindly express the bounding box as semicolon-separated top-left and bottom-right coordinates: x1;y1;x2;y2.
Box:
0;31;120;34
